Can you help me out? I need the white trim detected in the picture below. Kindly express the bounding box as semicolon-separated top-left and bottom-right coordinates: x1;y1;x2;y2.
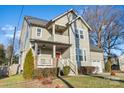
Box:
75;48;87;62
79;15;92;31
82;48;87;62
52;9;78;22
75;28;85;40
69;16;92;31
52;9;92;31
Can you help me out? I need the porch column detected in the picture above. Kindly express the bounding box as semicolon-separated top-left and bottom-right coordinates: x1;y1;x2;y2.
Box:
53;45;56;58
52;23;55;41
34;42;38;69
35;42;38;56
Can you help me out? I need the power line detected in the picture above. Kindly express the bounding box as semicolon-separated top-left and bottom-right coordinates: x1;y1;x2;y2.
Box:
10;6;24;65
17;6;24;29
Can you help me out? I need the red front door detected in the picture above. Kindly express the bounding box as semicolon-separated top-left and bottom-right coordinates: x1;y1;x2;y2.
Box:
56;52;61;59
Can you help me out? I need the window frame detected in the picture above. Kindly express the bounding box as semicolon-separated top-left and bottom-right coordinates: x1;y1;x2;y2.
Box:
75;28;84;39
36;27;42;37
75;48;87;62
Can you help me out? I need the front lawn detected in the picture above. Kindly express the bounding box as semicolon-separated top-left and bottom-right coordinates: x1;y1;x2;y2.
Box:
0;74;25;87
62;75;124;88
1;74;124;88
0;74;66;88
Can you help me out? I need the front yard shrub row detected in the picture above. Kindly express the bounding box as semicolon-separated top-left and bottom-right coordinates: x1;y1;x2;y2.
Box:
33;68;60;79
23;49;34;79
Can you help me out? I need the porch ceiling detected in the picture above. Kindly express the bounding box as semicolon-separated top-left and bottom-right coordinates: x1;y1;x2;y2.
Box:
30;39;71;46
30;39;71;50
47;24;67;32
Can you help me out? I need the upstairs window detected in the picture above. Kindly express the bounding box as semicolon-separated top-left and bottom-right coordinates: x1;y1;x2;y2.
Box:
75;29;84;39
37;27;42;37
80;30;84;39
75;29;79;38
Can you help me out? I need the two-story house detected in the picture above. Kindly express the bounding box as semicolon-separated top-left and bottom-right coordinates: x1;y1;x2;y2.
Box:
19;9;104;75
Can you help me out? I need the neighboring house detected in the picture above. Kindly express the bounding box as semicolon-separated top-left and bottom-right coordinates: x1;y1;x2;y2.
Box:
118;55;124;71
19;9;104;75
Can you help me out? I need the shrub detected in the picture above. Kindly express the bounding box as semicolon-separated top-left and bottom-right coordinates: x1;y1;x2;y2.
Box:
33;68;59;79
79;66;96;74
33;69;43;80
63;66;70;76
23;49;34;79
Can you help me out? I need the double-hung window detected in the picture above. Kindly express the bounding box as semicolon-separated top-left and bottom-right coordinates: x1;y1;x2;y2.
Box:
37;27;42;37
80;29;84;39
75;29;79;38
75;29;84;39
76;48;87;62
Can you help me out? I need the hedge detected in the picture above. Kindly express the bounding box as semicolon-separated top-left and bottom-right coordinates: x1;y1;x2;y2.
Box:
78;66;96;74
33;68;60;79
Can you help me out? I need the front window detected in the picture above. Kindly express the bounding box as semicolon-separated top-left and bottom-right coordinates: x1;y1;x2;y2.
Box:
76;48;86;62
37;28;42;37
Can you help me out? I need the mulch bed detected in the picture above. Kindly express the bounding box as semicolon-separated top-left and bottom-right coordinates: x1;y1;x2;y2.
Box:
0;78;65;88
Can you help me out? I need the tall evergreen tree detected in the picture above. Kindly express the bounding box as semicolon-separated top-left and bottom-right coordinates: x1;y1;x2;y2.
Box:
23;49;34;79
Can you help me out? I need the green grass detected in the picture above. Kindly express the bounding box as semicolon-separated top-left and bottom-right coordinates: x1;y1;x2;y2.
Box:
1;74;124;88
0;74;25;88
62;75;124;88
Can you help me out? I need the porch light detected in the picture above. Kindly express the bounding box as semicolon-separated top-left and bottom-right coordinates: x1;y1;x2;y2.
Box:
42;45;46;48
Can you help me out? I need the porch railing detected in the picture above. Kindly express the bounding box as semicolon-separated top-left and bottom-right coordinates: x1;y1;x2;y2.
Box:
58;58;76;74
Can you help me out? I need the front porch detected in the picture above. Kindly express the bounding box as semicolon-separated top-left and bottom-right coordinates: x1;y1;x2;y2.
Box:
31;41;71;68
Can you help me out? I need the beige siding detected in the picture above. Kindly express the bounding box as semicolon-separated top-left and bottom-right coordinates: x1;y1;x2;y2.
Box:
62;48;70;59
31;26;52;41
55;34;69;44
20;20;32;70
55;12;75;26
69;19;91;66
90;51;104;71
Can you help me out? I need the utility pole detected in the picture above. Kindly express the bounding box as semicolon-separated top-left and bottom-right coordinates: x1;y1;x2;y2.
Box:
10;27;16;66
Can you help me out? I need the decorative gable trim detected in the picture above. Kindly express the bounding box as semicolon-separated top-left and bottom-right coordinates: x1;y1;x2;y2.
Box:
51;9;78;22
68;16;92;31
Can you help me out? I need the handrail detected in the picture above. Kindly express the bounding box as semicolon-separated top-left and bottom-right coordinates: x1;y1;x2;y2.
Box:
58;58;76;74
67;59;76;74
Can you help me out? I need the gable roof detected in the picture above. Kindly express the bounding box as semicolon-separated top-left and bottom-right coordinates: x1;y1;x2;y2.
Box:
23;9;92;31
68;16;92;31
24;16;49;27
51;9;78;22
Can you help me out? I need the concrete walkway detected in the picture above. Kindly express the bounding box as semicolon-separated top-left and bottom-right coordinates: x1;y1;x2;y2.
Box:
91;72;124;83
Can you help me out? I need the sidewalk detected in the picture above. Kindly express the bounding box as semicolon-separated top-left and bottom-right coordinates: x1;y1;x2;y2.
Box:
91;72;124;83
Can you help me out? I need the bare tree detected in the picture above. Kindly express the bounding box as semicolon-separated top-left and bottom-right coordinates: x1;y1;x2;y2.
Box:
0;44;6;65
82;6;124;57
6;44;13;65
